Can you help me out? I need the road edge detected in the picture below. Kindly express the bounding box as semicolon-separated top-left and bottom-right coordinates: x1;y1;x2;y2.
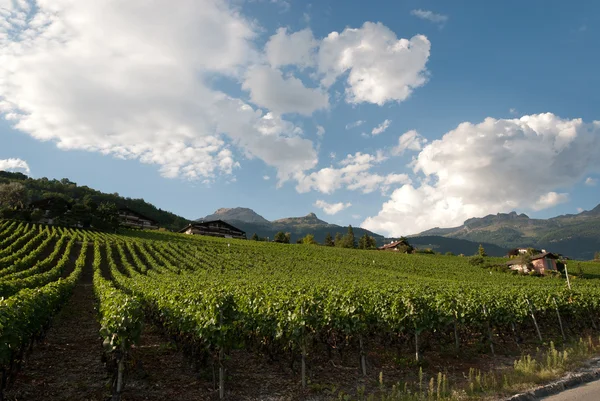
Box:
503;356;600;400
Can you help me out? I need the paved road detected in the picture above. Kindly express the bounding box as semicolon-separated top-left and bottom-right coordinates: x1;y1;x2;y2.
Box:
541;379;600;401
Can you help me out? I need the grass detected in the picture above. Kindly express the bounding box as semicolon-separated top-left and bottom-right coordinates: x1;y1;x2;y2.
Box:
349;337;600;401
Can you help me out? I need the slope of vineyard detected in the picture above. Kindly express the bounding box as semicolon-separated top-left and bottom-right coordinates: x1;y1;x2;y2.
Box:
1;218;600;400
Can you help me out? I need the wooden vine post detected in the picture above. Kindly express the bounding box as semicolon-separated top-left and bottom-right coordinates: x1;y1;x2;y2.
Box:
359;335;367;376
415;330;420;362
526;298;543;342
453;309;460;353
564;264;571;290
482;305;495;356
553;297;566;340
301;306;306;389
510;322;521;351
219;307;225;400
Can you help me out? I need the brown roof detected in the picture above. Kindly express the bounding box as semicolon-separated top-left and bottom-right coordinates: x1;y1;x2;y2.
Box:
178;220;245;235
379;240;409;250
530;252;558;261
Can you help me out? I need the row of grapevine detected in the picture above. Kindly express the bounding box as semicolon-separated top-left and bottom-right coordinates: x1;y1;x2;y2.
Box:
0;241;86;398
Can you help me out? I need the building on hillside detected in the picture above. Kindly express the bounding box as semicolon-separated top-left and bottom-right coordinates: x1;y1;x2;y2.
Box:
118;207;159;230
506;252;558;275
178;220;246;239
378;239;413;253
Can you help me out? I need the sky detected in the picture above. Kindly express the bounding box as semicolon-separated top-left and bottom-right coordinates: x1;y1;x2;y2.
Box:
1;0;599;236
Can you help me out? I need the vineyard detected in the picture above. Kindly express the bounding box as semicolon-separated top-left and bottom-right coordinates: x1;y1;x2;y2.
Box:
1;219;600;400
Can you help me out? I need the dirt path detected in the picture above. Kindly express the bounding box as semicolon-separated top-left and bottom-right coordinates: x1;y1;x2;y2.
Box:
5;248;109;401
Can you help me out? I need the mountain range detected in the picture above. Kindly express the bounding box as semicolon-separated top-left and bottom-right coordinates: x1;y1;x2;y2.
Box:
198;207;384;244
413;204;600;260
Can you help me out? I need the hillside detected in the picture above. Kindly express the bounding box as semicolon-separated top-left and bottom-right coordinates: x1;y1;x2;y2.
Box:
414;206;600;260
198;207;385;245
0;170;190;231
407;236;508;257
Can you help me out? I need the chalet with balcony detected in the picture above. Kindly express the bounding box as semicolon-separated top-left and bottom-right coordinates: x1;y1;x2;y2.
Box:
178;220;246;239
506;252;558;275
118;207;159;230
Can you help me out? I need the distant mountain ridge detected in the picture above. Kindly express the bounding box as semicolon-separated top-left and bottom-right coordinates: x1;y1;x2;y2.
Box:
197;207;384;245
413;204;600;260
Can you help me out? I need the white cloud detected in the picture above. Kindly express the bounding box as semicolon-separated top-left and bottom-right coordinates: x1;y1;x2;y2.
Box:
577;207;584;213
0;158;30;175
363;113;600;236
352;214;361;219
314;200;352;215
585;177;597;186
0;0;319;183
264;28;317;69
392;129;427;155
509;108;518;115
345;120;365;130
263;175;270;180
316;125;325;136
318;22;431;105
296;151;410;194
410;9;448;25
243;66;329;116
532;192;569;211
371;119;392;136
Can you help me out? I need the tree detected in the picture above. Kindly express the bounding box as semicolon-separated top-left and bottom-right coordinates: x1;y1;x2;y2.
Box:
594;251;600;261
340;225;356;248
251;233;259;241
358;234;372;250
92;202;120;231
324;232;334;247
302;234;318;245
284;232;291;244
334;233;343;247
274;231;288;243
0;182;28;209
367;235;378;249
478;244;487;257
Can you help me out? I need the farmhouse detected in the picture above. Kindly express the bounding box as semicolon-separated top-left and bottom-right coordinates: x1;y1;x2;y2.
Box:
506;252;558;275
118;207;159;230
378;239;413;253
178;220;246;239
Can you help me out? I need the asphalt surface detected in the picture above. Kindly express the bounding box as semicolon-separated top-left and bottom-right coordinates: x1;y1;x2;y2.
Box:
541;378;600;401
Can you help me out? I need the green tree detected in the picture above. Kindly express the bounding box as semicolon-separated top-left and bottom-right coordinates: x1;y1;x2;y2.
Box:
302;234;318;245
0;182;28;209
594;251;600;261
274;231;288;243
478;244;487;257
251;233;259;241
284;232;291;244
334;232;343;247
324;232;334;247
358;233;371;249
92;202;120;231
341;225;356;248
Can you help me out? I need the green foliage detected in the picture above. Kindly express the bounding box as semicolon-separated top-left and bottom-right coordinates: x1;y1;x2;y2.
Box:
251;232;259;241
358;233;377;250
274;231;289;243
91;202;120;231
478;244;487;257
302;233;318;245
324;232;334;247
0;171;189;230
595;251;600;261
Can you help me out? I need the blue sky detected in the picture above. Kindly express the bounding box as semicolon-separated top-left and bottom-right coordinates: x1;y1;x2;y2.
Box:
1;0;599;235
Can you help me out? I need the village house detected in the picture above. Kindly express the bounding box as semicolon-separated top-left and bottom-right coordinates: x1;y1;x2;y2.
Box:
118;207;159;230
378;239;414;253
178;220;246;239
506;252;559;275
